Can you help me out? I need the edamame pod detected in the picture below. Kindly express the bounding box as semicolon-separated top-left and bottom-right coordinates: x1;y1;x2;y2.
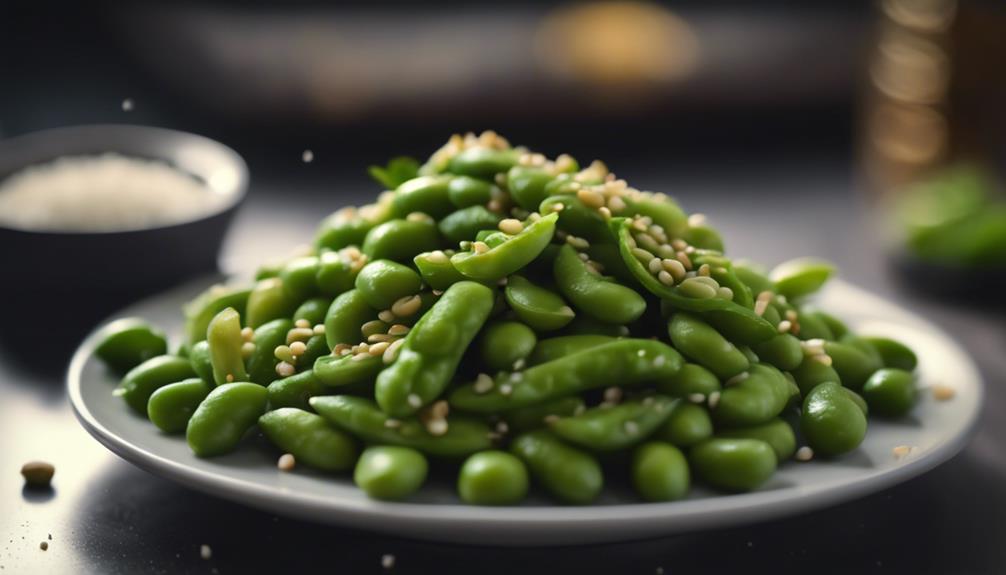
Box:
504;396;586;433
632;442;690;502
438;206;502;245
479;321;537;372
266;370;325;411
324;289;378;349
147;378;212;434
752;334;803;371
655;363;722;398
458;451;529;505
801;382;867;456
861;368;916;417
668;312;749;380
861;337;918;371
186;382;268;457
355;260;423;310
451;213;558;282
690;438;777;492
94;318;168;374
245;277;296;329
510;430;603;504
717;418;796;461
354;446;428;501
188;340;214;384
712;364;791;427
551;396;675;451
655;401;713;447
246;319;293;385
393;175;454;220
183;283;252;346
554;244;646;325
259;408;358;471
115;355;197;414
504;274;576;331
527;335;613;366
206;307;248;386
362;218;441;263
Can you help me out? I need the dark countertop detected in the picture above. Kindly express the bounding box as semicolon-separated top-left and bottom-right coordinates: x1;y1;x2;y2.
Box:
1;163;1004;575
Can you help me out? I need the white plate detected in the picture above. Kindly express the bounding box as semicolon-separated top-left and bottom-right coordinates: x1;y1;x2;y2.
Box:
68;279;982;546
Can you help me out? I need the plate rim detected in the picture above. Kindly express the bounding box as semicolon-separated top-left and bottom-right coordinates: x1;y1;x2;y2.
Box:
67;279;984;545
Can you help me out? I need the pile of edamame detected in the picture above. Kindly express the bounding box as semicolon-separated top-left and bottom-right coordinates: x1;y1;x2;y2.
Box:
95;131;921;505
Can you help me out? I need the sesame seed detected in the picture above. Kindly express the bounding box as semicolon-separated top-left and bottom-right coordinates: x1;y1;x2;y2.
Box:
474;373;495;394
512;358;526;371
368;333;395;343
407;394;422;408
499;384;513;396
698;263;711;277
383;338;405;364
688;393;706;404
384;419;401;429
777;320;793;333
495;421;510;434
657;270;675;286
200;545;212;560
813;354;833;366
40;541;48;551
352;352;371;361
509;372;524;382
387;324;410;336
631;247;655;263
225;374;234;383
472;241;490;254
368;341;391;356
754;299;769;316
313;324;326;336
499;218;524;235
688;213;708;227
378;310;396;323
425;418;448;436
707;391;721;409
932;384;955;401
675;251;693;270
624;421;640;435
333;343;351;355
603;387;623;403
648;258;663;275
893;445;914;460
757;290;774;302
406;211;431;222
240;326;254;340
678;277;718;299
381;554;396;570
352;342;370;354
795;446;814;461
543;414;560;425
426;250;448;264
725;371;750;386
391;295;422;317
241;341;257;357
608;195;627;212
361;319;387;338
286;327;314;344
289;341;307;356
277;453;296;471
294;319;311;329
717;286;734;301
661;258;687;281
566;235;590;250
653;355;666;368
577;188;605;208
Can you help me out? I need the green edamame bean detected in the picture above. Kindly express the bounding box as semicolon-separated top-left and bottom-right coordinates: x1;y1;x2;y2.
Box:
293;297;331;326
246;319;293;385
310;396;492;457
183;283;252;346
824;341;883;390
115;355;197;414
554;244;646;325
266;370;324;411
186;382;268;457
527;335;613;366
795;310;835;341
844;387;869;416
414;250;468;290
504;396;586;433
188;340;213;384
447;147;520;178
147;378;212;434
861;337;918;371
355;260;423;310
376;281;494;416
447;175;495;208
504;274;576;331
562;316;630;337
246;277;296;329
451;212;558;282
552;396;675;451
681;222;724;252
717;418;796;461
362;218;441;263
655;401;713;447
393;175;454;219
540;195;610;243
801;382;867;456
655;363;722;398
668;313;749;380
313;353;383;391
354;446;428;501
314;194;395;252
814;310;849;339
507;166;554;210
94;318;168;373
324;289;377;349
769;257;834;300
259;408;358;472
510;430;603;504
713;364;791;427
732;260;775;295
861;368;916;417
479;321;537;372
316;249;364;297
206;307;248;386
752;334;803;371
458;451;529;505
279;256;321;303
632;442;690;502
790;356;842;396
450;339;684;413
438;206;502;245
690;438;777;492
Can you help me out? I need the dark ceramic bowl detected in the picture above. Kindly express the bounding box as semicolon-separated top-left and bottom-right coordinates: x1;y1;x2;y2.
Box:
0;124;247;362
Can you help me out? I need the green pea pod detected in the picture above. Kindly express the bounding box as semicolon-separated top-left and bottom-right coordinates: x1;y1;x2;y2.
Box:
632;442;690;502
362;218;442;263
504;274;576;332
717;418;796;461
451;212;558;282
313;353;383;391
611;218;775;343
186;382;268;457
504;396;586;433
94;318;168;374
449;339;683;413
551;395;675;451
259;408;358;472
801;382;867;456
316;250;364;297
115;355;197;414
414;251;468;291
861;368;916;417
375;281;494;416
540;195;610;243
246;319;293;385
310;396;492;458
752;333;803;371
355;260;423;310
510;430;603;505
554;244;646;325
206;308;248;386
183;283;252;346
393;175;455;219
790;356;842;396
690;438;777;492
267;370;325;411
324;289;378;349
667;312;749;380
246;277;296;329
447;175;496;208
507;166;555;210
447;147;520;178
279;256;321;303
713;364;791;427
293;297;331;326
861;336;918;371
527;335;613;366
655;401;713;447
188;340;214;384
147;378;212;434
655;363;722;398
824;341;883;390
479;321;537;372
438;206;502;245
769;257;835;300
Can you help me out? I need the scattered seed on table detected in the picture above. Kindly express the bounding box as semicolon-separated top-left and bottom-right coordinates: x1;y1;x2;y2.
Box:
20;461;54;487
39;542;48;551
932;384;955;401
795;446;814;461
381;554;396;570
277;453;296;471
200;544;212;560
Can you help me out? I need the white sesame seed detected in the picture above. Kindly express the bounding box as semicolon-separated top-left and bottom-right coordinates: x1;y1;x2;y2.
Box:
624;421;640;435
932;384;955;401
387;324;410;337
407;394;422;408
368;333;395;343
378;310;396;323
657;270;675;286
707;391;721;409
352;352;371;361
289;341;307;356
661;258;687;281
383;338;405;364
795;446;814;461
631;247;655;263
676;251;693;270
813;354;833;366
893;445;915;460
777;320;793;334
653;355;666;368
391;295;422;317
361;319;387;338
406;211;432;222
495;421;509;434
647;258;663;274
240;326;254;340
381;553;395;570
512;358;526;371
754;299;769;317
313;324;326;336
200;544;212;560
698;263;711;277
384;419;402;429
499;218;524;235
286;327;315;343
688;213;708;227
368;341;391;356
240;341;256;357
717;287;734;301
603;387;623;403
499;384;513;396
473;241;490;254
425;418;448;436
688;393;706;404
295;319;311;329
277;453;296;471
566;235;590;250
509;371;524;382
474;373;495;394
725;371;750;386
543;414;560;425
275;344;296;362
225;373;234;383
608;195;627;212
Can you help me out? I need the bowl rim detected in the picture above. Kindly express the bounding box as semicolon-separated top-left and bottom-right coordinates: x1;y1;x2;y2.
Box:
0;123;248;236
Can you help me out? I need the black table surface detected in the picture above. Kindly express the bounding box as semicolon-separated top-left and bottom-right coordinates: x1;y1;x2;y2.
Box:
1;162;1004;575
